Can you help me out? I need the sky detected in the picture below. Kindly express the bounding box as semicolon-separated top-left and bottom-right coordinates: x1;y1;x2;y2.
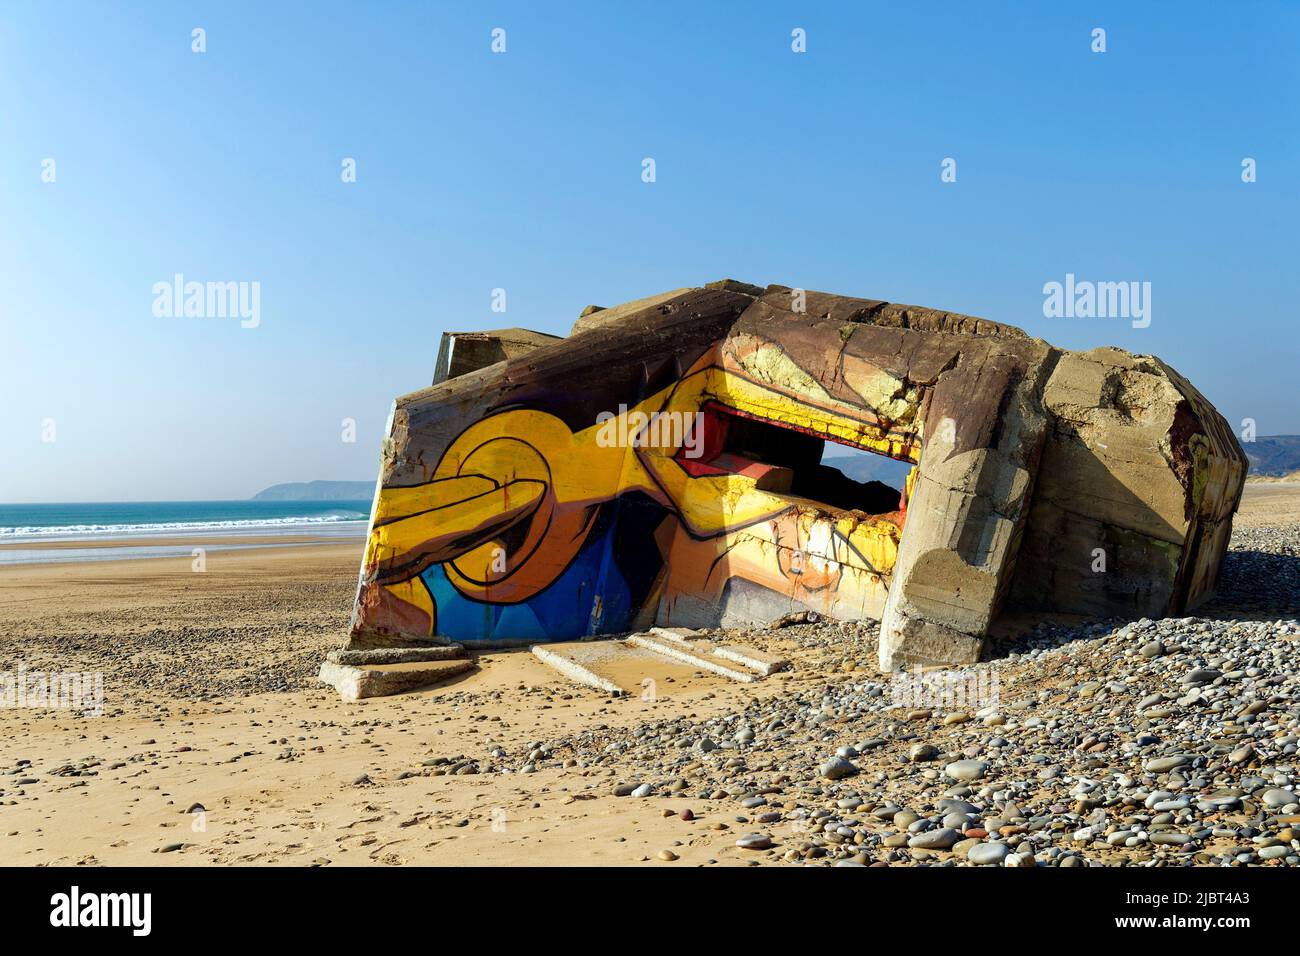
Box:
1;1;1297;502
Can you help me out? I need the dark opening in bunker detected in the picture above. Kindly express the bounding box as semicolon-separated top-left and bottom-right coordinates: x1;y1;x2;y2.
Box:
684;403;907;518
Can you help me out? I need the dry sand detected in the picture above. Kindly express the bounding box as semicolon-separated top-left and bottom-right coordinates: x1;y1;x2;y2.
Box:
0;540;796;866
0;485;1295;867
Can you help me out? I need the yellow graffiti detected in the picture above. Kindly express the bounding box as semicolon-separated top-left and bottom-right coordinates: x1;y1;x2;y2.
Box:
361;341;915;633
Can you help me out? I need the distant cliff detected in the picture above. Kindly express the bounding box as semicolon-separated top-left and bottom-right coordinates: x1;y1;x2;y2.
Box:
1245;436;1300;476
252;481;373;501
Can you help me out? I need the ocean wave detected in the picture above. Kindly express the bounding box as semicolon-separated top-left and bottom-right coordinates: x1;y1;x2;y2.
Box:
0;513;370;539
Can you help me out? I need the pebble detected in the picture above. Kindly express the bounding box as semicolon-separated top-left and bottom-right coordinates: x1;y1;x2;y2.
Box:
944;759;989;782
1262;788;1296;809
967;842;1010;865
907;828;961;850
908;744;939;762
820;756;857;780
1144;755;1190;774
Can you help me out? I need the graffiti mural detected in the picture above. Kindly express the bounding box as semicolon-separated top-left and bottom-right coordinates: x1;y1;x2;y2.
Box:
357;336;915;644
351;281;1246;670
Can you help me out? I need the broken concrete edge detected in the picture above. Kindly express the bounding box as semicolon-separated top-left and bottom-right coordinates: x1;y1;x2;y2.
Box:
326;644;466;666
347;633;543;653
342;630;459;652
529;645;624;696
710;645;789;677
318;658;475;701
625;633;757;683
648;626;698;647
646;626;788;676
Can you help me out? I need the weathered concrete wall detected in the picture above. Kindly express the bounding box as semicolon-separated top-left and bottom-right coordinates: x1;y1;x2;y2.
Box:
1007;348;1247;619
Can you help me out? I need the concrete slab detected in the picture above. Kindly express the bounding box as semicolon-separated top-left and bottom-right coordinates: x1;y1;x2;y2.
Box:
648;626;703;646
625;632;757;683
647;626;787;676
531;640;735;696
710;644;789;676
325;644;465;666
319;658;475;701
530;645;624;696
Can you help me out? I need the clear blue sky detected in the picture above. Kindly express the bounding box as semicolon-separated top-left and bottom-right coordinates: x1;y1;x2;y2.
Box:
2;1;1296;502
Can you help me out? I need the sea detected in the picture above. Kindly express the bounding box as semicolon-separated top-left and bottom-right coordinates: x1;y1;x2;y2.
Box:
0;500;371;566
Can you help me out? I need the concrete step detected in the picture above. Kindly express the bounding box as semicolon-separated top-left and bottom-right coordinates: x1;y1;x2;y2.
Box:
646;627;788;676
319;658;475;701
624;632;757;683
530;644;625;696
326;644;466;666
710;644;788;677
531;639;740;696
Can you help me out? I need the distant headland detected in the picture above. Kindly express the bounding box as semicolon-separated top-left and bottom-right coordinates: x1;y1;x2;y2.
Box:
251;481;373;501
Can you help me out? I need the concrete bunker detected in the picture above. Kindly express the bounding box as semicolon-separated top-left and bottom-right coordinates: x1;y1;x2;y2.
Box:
346;280;1246;672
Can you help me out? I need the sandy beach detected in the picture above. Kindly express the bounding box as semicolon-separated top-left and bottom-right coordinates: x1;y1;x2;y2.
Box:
0;538;795;866
1;486;1298;867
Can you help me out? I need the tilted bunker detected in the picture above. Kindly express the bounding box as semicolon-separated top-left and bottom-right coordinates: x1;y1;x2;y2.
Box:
347;281;1247;671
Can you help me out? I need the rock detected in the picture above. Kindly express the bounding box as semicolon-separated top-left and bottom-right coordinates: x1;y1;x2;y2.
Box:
967;842;1010;865
1182;668;1222;686
735;833;773;850
657;849;679;861
944;759;989;782
630;783;654;798
908;828;961;850
1261;788;1296;809
908;744;939;762
1144;755;1191;774
820;757;858;780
